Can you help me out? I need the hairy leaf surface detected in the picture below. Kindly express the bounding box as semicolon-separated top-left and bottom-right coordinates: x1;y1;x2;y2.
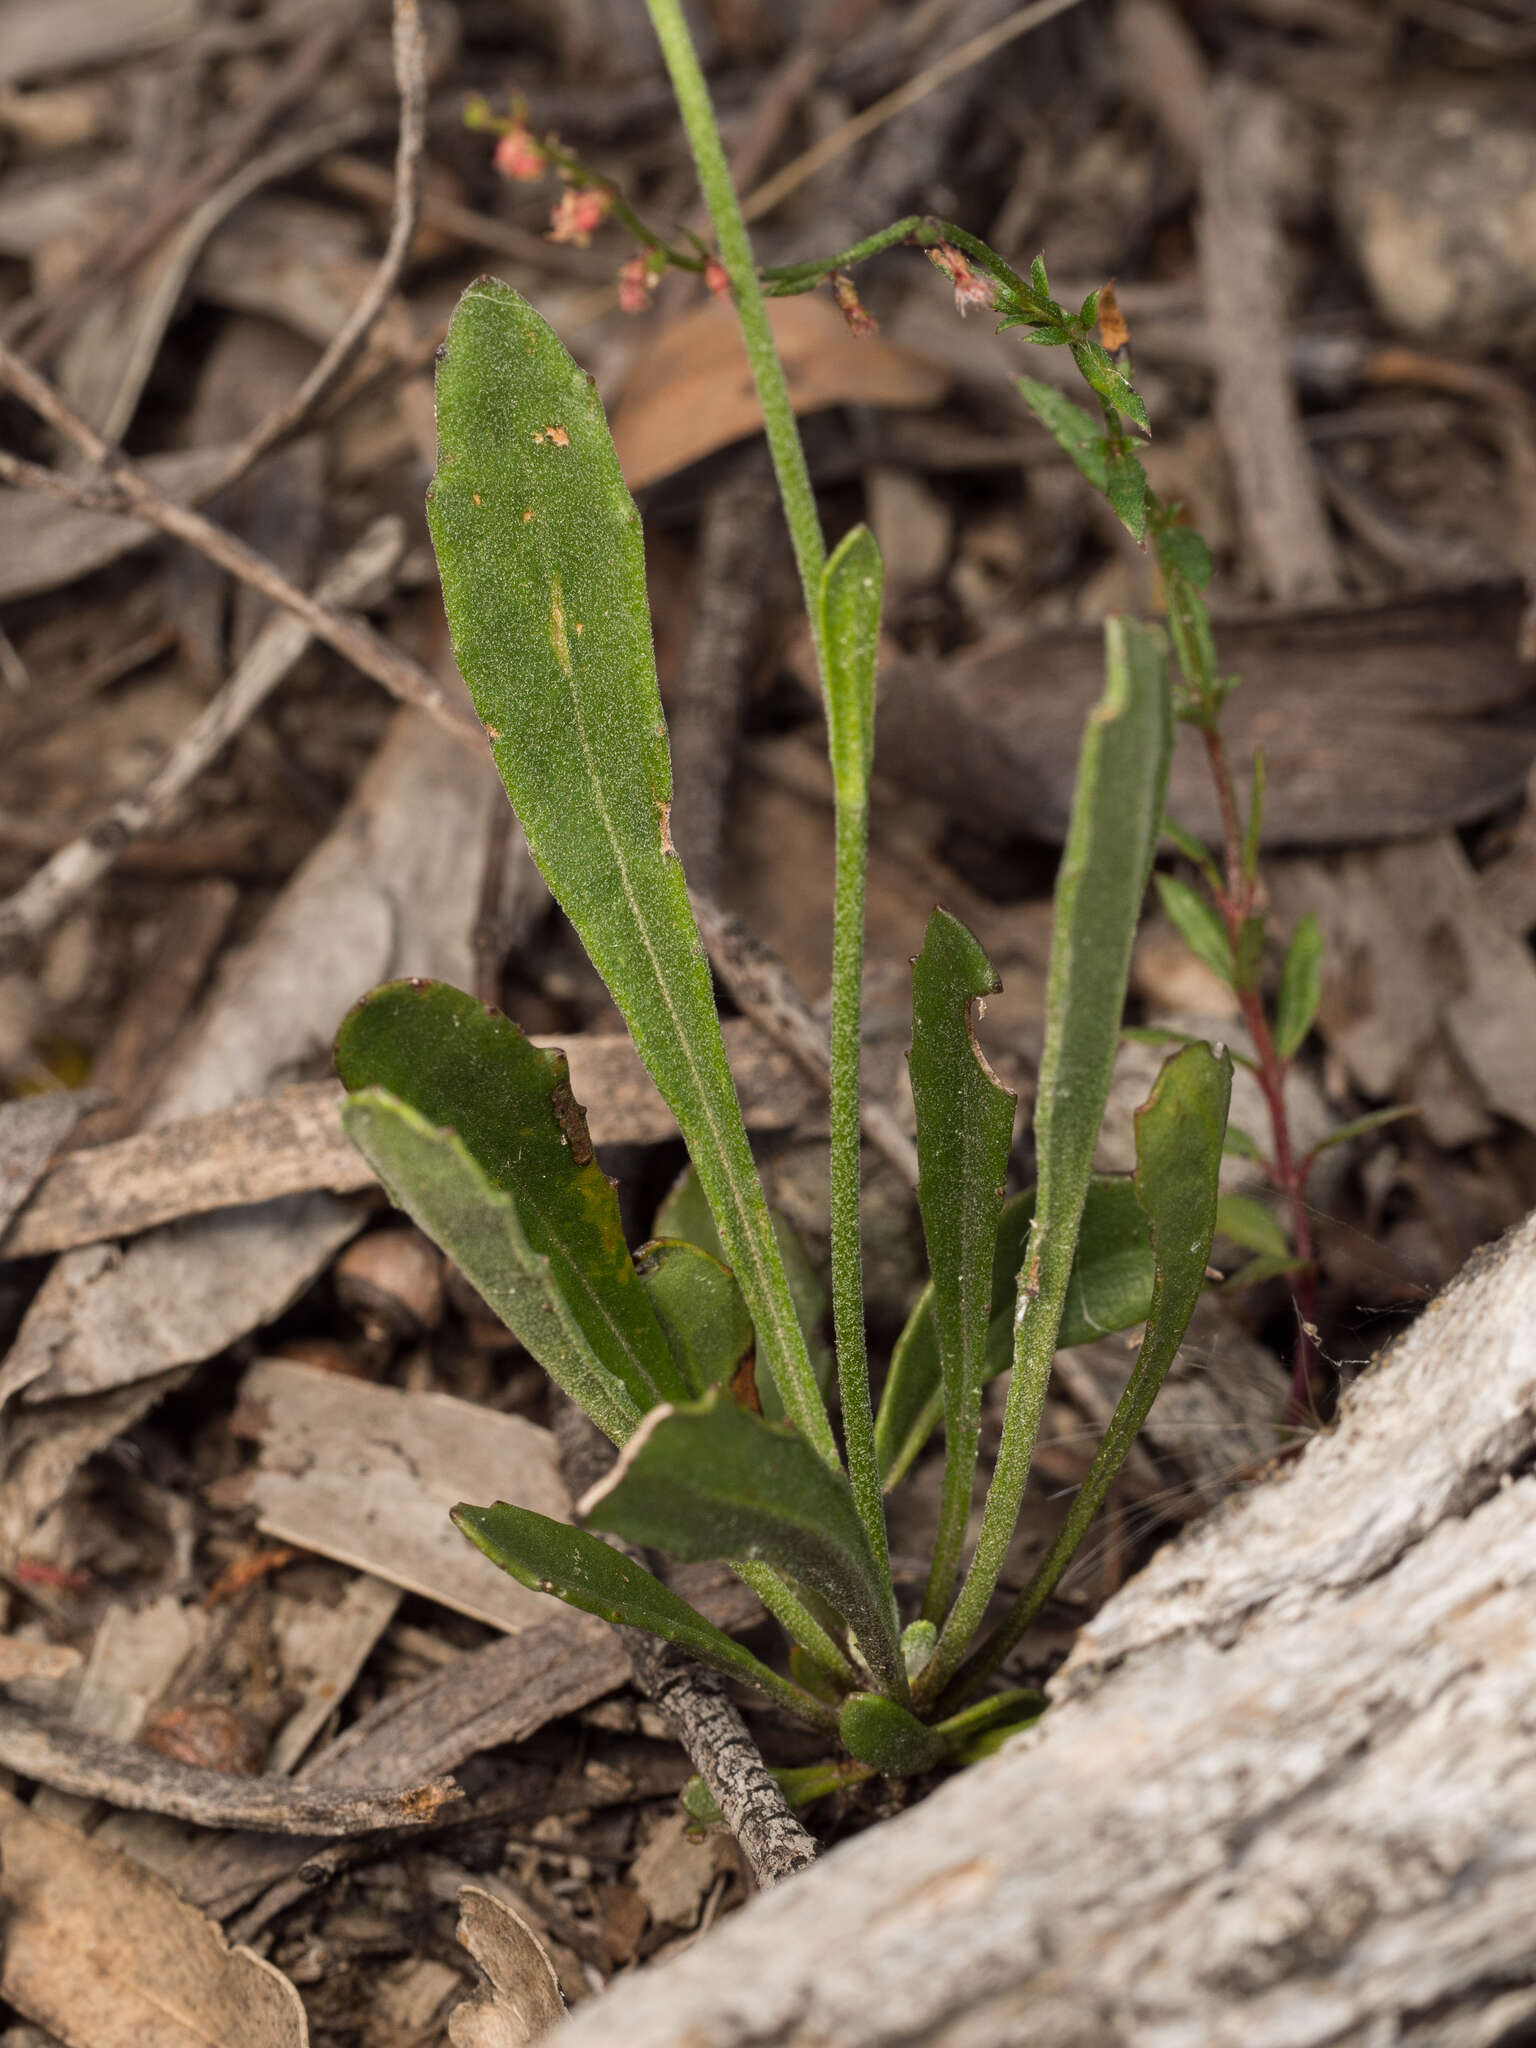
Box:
342;1090;641;1445
428;276;830;1457
578;1387;906;1697
338;980;682;1411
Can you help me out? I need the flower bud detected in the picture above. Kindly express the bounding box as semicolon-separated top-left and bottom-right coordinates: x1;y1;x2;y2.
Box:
548;187;612;247
492;127;545;182
830;271;877;337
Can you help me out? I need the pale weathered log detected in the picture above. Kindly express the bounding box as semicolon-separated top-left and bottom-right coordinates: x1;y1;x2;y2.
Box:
556;1207;1536;2047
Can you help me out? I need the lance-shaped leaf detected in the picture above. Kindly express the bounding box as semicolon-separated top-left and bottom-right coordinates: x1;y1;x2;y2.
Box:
908;909;1017;1621
1272;911;1323;1060
342;1091;641;1446
816;521;888;1578
874;1179;1157;1489
452;1501;834;1731
428;277;832;1461
927;617;1173;1694
944;1039;1231;1702
634;1239;753;1399
338;980;684;1412
577;1387;907;1699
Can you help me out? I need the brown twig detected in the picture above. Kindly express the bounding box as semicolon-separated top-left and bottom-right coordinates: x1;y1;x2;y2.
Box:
691;892;920;1187
554;1404;818;1890
0;426;478;755
740;0;1087;222
0;1698;461;1835
0;517;406;959
217;0;428;487
92;109;381;447
9;0;373;360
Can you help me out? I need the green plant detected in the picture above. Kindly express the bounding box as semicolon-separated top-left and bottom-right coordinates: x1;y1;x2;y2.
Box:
335;6;1241;1792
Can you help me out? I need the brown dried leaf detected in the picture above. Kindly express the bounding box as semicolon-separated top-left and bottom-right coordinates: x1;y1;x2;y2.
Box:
610;295;947;491
0;1787;308;2048
449;1886;565;2048
213;1359;583;1634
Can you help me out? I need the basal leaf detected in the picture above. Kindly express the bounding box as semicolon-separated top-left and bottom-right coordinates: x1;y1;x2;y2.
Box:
947;1040;1231;1701
1273;912;1323;1061
838;1693;947;1775
452;1500;834;1730
1017;378;1107;492
634;1238;753;1399
338;980;683;1411
683;1758;873;1824
909;909;1017;1620
932;1686;1046;1764
428;277;832;1461
342;1090;642;1446
578;1386;906;1698
928;616;1172;1693
874;1178;1157;1489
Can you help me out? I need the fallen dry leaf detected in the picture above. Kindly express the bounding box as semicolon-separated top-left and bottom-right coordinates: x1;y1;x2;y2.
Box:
610;294;947;491
0;1787;308;2048
449;1885;566;2048
213;1358;581;1633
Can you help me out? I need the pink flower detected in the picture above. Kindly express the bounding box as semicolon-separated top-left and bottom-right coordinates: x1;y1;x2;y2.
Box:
830;271;877;337
618;254;659;314
703;257;730;298
547;187;612;247
492;127;544;182
927;241;995;316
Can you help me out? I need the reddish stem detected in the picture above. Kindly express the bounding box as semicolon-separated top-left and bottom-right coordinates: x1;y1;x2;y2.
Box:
1200;727;1318;1423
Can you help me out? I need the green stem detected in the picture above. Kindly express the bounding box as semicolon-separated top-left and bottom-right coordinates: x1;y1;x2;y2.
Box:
646;0;888;1536
829;790;888;1580
643;0;828;627
916;1219;1073;1701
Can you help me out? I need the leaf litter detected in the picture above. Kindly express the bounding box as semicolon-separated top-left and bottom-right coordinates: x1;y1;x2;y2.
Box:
0;0;1534;2040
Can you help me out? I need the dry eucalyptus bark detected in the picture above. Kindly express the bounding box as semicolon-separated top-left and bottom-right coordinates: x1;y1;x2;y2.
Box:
555;1207;1536;2047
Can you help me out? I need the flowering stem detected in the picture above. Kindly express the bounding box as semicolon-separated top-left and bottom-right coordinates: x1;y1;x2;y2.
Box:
1199;725;1318;1421
644;0;894;1569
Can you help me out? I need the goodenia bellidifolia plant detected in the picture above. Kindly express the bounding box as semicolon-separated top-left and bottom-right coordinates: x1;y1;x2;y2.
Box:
333;0;1287;1797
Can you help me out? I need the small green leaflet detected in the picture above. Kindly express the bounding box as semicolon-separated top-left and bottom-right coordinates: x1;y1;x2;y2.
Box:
634;1238;753;1399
